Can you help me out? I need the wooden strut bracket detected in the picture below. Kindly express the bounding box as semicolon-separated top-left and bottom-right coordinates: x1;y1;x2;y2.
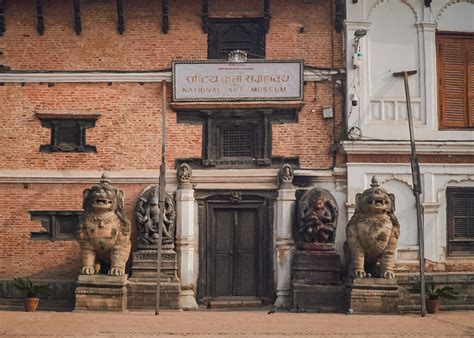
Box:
202;0;208;33
0;0;5;36
263;0;270;32
74;0;82;35
37;0;44;35
161;0;169;34
116;0;125;34
335;0;344;33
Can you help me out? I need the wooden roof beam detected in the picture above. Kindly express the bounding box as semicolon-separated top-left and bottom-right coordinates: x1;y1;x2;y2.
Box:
74;0;81;35
162;0;169;33
117;0;125;34
36;0;44;35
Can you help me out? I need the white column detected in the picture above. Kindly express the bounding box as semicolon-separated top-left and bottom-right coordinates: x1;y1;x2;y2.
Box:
176;184;198;310
274;186;296;309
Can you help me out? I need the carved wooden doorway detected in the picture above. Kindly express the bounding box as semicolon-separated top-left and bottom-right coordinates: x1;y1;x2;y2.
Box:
198;193;273;302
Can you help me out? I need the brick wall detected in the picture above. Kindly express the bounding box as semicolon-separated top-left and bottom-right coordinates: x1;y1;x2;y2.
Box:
0;0;343;71
0;183;148;279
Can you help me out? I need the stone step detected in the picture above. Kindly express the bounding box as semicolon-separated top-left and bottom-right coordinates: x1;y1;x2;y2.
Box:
209;299;264;309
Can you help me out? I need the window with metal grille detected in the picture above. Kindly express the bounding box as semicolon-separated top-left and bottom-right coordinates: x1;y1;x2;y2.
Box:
30;211;82;241
447;188;474;256
222;128;253;158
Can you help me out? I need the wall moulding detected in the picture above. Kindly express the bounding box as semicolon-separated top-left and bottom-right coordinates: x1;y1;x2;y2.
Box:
0;68;344;84
342;141;474;155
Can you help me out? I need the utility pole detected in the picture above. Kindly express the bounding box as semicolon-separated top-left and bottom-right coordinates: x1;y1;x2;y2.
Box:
155;80;167;315
393;70;426;317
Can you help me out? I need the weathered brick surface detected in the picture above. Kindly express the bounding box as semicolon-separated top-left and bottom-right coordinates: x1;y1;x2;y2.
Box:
0;183;148;279
0;0;343;71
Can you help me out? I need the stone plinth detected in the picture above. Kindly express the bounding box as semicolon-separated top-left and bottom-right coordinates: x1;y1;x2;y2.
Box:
75;274;127;312
345;278;399;314
127;248;180;309
292;250;344;311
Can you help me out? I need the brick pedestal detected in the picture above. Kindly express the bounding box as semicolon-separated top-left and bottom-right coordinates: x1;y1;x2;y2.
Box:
75;275;127;312
345;278;400;313
292;250;344;311
127;247;180;309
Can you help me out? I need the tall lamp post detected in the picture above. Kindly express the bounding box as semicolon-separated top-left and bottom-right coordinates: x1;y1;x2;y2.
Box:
393;70;426;317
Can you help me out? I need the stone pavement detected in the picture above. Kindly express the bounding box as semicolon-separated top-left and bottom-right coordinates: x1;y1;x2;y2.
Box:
0;310;473;337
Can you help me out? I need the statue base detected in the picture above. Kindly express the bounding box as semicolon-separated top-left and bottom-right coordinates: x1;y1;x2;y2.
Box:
127;247;180;309
75;274;128;312
292;250;345;312
345;278;399;314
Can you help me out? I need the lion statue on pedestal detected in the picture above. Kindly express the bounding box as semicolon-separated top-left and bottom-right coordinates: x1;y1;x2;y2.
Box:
77;173;131;276
344;177;400;279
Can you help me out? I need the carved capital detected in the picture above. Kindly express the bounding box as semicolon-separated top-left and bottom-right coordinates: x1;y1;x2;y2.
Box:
279;163;294;187
177;163;192;185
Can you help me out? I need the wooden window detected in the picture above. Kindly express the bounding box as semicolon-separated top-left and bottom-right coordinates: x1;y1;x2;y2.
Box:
447;188;474;256
38;116;98;153
30;211;82;241
208;18;265;59
202;111;272;168
437;33;474;128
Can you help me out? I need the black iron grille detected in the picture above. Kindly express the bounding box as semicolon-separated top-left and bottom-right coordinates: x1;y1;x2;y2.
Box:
222;128;253;158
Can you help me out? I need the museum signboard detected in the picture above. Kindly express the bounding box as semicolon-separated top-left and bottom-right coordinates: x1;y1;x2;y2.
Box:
172;60;304;102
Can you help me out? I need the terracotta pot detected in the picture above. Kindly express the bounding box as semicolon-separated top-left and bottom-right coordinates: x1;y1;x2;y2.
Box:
24;298;40;312
425;299;440;314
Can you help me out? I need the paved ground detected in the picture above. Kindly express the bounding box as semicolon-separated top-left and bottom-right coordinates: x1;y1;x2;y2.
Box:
0;310;473;337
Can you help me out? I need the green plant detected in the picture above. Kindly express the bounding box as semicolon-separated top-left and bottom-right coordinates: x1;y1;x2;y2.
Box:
409;282;458;300
13;278;52;298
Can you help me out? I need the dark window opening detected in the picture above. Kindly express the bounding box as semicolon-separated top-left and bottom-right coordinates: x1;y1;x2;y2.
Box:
208;18;265;59
447;187;474;256
221;127;254;158
30;211;82;241
38;116;98;153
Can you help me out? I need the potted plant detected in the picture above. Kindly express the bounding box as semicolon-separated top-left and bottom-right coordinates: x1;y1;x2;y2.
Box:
409;282;457;314
13;277;52;312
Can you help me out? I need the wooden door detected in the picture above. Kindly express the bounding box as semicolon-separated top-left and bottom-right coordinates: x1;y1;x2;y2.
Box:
209;205;263;297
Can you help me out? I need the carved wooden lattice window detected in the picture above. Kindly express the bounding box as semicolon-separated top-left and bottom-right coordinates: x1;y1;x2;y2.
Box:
30;211;82;241
38;115;98;153
447;188;474;256
437;33;474;128
203;111;271;167
208;18;265;59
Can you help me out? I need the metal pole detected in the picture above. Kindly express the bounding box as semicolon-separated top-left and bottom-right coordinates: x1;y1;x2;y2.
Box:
155;80;167;315
394;70;426;317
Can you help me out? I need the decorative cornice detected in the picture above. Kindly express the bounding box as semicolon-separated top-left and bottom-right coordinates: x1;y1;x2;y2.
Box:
342;141;474;155
0;68;343;84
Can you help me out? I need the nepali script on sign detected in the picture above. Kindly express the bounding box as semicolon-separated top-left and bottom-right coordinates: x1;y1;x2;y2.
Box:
172;61;303;102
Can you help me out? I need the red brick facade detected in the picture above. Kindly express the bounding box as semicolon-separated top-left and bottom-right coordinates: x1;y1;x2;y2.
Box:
0;0;344;280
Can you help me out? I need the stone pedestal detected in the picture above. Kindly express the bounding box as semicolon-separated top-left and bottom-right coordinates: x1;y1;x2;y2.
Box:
345;278;400;313
75;275;127;312
292;250;344;312
127;247;180;309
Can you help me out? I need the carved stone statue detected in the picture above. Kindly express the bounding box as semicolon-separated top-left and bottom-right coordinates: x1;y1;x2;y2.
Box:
177;163;192;184
77;173;131;276
344;177;400;279
297;188;338;250
135;185;176;248
279;163;294;187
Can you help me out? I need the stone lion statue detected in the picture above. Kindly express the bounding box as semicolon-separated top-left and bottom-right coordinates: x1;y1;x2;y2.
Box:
76;173;131;276
344;177;400;279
